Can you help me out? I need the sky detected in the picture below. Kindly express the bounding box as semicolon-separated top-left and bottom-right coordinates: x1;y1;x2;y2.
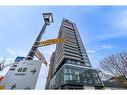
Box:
0;6;127;89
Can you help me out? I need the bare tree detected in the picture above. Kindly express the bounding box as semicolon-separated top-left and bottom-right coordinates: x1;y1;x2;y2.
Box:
0;58;12;72
99;51;127;88
97;68;112;81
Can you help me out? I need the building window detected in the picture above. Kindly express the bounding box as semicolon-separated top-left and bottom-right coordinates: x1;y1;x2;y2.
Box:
93;72;98;77
64;69;72;74
73;61;80;65
64;69;68;74
87;79;92;84
76;75;80;82
95;79;101;84
77;61;80;65
68;69;72;74
66;60;81;65
66;59;71;63
73;61;76;64
86;72;90;77
83;78;87;83
75;69;79;75
82;73;86;77
70;75;73;80
85;62;91;67
72;69;76;75
64;75;72;81
72;75;80;82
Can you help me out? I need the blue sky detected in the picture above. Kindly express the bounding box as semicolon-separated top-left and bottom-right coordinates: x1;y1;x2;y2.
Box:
0;6;127;89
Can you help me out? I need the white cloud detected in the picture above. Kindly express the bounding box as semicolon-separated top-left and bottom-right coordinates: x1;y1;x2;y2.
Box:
98;10;127;40
65;7;96;15
114;10;127;29
99;45;119;50
6;48;27;57
6;48;15;55
87;50;96;53
101;45;113;49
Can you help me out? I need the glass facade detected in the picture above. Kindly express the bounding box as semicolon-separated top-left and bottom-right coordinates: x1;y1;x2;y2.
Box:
49;64;103;89
65;59;80;65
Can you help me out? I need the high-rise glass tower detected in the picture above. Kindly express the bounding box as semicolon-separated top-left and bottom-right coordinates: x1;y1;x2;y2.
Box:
46;19;103;89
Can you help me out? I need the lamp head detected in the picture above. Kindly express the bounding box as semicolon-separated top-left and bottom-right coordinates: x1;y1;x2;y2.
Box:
43;13;53;25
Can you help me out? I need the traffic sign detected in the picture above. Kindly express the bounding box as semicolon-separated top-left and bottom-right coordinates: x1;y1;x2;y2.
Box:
1;60;42;89
15;57;25;62
38;38;64;46
0;58;23;88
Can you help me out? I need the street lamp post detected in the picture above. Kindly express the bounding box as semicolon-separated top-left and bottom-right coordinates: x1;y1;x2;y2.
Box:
26;13;53;60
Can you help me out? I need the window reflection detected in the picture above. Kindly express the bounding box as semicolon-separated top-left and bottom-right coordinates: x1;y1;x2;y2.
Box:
64;75;72;81
66;59;80;65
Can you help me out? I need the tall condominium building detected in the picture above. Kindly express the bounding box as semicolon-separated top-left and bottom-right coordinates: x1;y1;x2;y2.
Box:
45;19;103;89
